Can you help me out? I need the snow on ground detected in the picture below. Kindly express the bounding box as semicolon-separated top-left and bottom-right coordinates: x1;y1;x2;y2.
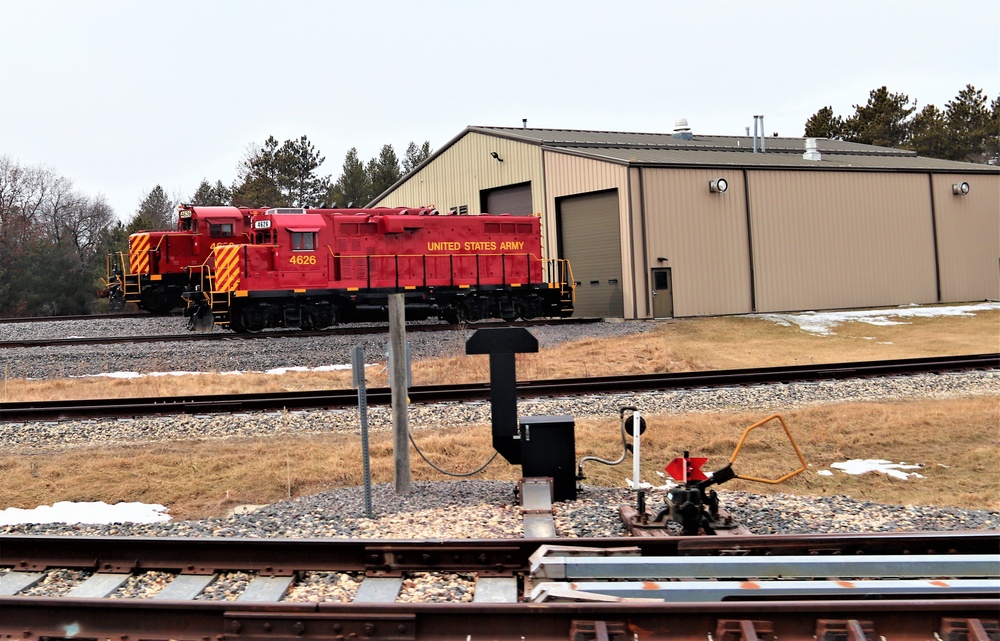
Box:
823;459;926;480
0;501;170;525
82;363;359;380
753;302;1000;335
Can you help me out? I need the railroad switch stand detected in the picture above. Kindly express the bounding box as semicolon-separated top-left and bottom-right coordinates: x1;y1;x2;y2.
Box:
612;413;808;536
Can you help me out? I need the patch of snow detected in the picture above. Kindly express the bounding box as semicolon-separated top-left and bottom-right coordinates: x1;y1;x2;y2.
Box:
73;363;361;380
753;302;999;335
0;501;171;525
829;459;925;480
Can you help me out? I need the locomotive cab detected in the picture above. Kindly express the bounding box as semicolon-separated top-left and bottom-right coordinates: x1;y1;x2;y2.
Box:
104;205;254;314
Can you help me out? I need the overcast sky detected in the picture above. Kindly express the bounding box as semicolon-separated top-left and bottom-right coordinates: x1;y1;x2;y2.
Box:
2;0;998;220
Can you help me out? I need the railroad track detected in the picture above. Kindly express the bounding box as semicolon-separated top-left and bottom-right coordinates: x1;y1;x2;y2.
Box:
0;311;169;324
3;354;997;423
0;316;600;348
2;531;997;640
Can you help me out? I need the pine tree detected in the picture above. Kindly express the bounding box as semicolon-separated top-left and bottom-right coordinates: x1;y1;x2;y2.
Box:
367;144;402;202
803;106;843;139
402;140;433;172
945;85;993;163
908;105;955;160
842;87;915;148
275;136;331;207
231;136;283;208
328;148;371;208
190;179;232;206
128;185;174;233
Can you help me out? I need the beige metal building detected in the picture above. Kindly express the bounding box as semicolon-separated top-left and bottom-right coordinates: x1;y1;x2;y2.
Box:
372;126;1000;319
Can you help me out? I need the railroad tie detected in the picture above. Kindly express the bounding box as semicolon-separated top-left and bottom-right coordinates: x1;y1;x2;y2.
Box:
151;574;217;600
236;575;296;602
0;571;44;596
353;576;404;603
472;576;519;603
66;573;131;598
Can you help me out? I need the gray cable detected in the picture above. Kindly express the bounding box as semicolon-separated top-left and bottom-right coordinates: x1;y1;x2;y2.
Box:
408;431;499;477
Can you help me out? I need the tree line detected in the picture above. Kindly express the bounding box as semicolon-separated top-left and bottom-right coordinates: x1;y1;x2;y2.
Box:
1;83;996;317
0;141;432;317
805;84;999;164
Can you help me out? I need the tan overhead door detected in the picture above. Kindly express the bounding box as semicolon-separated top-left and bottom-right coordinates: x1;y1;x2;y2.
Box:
558;189;623;318
483;182;532;215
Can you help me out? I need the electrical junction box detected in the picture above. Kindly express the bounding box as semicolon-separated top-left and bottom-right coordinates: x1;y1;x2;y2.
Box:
518;415;577;501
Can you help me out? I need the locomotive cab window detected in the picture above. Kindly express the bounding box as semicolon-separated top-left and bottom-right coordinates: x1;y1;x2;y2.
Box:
291;231;316;251
209;222;234;237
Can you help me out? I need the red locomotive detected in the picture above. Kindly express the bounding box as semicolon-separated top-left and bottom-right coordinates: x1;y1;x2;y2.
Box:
101;204;258;313
180;207;575;332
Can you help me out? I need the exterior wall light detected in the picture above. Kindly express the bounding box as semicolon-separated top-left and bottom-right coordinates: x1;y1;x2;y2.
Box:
952;182;970;195
709;178;729;193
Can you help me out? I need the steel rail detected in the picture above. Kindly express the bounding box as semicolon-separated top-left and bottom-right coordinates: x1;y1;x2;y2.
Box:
2;354;997;423
0;316;601;348
3;597;997;640
0;311;169;324
1;533;997;640
4;531;996;575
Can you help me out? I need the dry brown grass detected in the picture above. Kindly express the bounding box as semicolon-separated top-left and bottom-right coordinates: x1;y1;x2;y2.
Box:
1;307;997;520
1;397;995;520
5;307;999;402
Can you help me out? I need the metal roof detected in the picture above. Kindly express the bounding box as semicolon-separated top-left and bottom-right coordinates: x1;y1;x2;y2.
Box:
370;126;998;205
470;126;999;172
549;145;1000;172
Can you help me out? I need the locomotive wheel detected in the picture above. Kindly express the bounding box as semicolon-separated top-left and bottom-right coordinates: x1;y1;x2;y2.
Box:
302;307;332;331
240;307;267;333
441;308;460;324
462;299;484;323
515;299;539;320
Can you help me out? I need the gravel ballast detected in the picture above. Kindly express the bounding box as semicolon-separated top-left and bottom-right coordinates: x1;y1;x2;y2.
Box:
1;316;997;543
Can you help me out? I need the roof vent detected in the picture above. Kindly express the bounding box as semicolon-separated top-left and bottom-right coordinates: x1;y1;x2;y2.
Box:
803;138;822;161
672;118;693;140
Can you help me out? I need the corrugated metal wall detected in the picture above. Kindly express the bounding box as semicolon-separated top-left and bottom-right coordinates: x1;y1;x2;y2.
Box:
542;153;632;314
749;171;938;312
376;129;999;320
373;132;547;243
931;173;1000;302
558;190;624;318
640;168;753;316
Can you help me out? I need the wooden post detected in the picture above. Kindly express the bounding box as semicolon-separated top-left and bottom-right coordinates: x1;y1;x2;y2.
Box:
388;293;411;494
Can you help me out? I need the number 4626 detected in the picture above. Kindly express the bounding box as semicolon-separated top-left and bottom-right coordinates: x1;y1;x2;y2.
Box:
289;255;317;266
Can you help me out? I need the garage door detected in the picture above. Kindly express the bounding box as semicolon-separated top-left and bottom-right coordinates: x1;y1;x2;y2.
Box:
557;189;623;318
483;182;532;215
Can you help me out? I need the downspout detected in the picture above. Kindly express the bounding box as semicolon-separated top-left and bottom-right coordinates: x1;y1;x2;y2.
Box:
638;167;648;319
927;174;942;302
742;168;757;312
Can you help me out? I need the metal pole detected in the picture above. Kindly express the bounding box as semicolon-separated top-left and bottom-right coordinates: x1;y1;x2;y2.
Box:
388;293;411;494
351;345;373;517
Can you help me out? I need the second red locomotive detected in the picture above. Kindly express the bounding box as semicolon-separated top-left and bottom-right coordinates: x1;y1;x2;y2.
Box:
101;204;258;313
181;207;575;332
